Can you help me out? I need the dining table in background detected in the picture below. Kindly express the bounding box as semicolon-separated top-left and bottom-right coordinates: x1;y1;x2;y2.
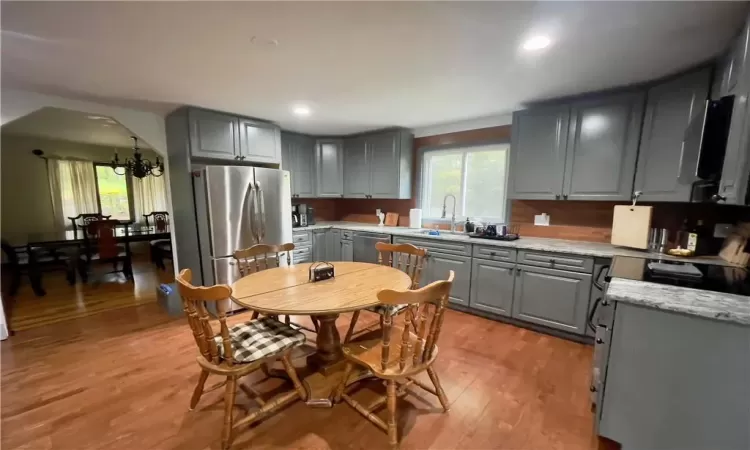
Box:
1;224;172;295
231;261;412;407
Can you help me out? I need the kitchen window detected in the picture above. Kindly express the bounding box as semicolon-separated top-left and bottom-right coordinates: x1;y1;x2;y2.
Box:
419;143;510;223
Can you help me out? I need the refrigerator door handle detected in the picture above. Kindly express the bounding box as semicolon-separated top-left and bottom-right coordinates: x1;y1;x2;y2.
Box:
240;181;257;246
256;181;266;242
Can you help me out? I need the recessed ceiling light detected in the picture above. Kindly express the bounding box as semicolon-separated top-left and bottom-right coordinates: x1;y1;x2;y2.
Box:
87;115;109;120
522;35;551;51
292;104;311;117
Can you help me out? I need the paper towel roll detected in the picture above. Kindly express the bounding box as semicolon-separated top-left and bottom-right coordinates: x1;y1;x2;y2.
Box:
409;209;422;229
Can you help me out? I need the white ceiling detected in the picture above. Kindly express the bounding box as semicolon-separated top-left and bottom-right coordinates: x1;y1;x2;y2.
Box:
2;107;151;149
2;1;747;135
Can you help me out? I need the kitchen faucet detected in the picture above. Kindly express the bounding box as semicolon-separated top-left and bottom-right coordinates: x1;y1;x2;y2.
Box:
441;194;457;232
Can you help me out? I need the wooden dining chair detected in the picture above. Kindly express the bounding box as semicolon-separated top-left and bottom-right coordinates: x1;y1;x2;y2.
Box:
233;243;319;333
68;213;111;234
344;242;427;343
79;220;133;282
334;271;455;449
177;269;307;450
144;212;171;270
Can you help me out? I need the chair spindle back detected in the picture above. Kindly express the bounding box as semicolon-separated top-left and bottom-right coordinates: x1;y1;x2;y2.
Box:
377;271;455;372
375;242;427;289
143;211;170;232
86;220;122;259
233;243;294;276
176;269;235;366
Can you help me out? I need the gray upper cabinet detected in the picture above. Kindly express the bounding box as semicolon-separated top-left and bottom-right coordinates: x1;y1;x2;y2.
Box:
238;119;281;164
188;109;240;160
423;252;472;307
343;130;413;199
315;139;344;198
368;132;401;199
470;258;515;316
511;265;592;335
718;94;750;204
634;68;711;202
563;93;644;201
343;137;369;198
718;16;750;205
509;105;570;200
281;132;316;198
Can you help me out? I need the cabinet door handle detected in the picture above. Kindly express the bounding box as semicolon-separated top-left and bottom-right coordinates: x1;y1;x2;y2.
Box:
595;338;604;344
507;268;513;275
515;267;521;275
590;385;597;393
555;194;560;200
490;251;496;256
563;194;568;200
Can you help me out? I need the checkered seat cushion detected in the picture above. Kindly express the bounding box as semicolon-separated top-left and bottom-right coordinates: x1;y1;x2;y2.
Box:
366;304;410;316
214;316;305;363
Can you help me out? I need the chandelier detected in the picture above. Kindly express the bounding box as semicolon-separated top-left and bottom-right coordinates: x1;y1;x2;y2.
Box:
111;136;164;178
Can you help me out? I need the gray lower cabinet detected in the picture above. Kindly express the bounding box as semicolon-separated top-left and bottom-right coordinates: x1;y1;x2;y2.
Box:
281;132;315;198
423;252;471;307
469;258;515;316
563;92;644;201
352;232;390;263
238;118;281;164
188;109;240;160
634;68;711;202
312;229;327;260
511;265;592;334
315;139;344;197
327;229;341;261
341;238;353;261
509;105;570;200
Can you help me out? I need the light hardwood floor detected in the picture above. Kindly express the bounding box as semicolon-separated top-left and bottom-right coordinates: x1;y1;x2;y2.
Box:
5;258;173;331
1;292;618;449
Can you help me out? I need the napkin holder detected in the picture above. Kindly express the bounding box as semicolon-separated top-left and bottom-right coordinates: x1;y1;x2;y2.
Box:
309;262;335;282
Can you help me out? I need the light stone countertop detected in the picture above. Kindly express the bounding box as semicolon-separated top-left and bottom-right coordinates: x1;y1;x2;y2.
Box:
293;221;736;265
606;277;750;326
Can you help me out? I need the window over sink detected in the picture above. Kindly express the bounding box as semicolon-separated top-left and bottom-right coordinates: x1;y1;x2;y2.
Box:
419;143;509;223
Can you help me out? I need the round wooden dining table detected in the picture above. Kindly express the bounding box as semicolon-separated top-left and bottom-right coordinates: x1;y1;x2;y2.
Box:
231;261;411;406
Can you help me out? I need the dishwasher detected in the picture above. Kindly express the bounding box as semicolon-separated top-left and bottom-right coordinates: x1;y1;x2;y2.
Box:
352;232;391;263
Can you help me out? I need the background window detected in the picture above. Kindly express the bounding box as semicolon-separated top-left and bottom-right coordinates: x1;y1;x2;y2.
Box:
95;165;132;221
420;144;509;223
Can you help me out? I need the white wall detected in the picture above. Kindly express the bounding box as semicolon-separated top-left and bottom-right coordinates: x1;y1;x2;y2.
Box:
411;113;513;138
1;134;162;234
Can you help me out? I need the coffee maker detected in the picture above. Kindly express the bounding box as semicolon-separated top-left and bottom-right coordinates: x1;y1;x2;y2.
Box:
296;204;315;227
292;205;302;228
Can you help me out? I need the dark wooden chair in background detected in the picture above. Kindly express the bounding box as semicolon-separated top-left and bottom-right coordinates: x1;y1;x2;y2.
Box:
1;240;75;297
232;243;318;333
80;220;133;283
68;213;111;234
144;211;172;270
176;268;307;450
334;271;455;449
344;242;427;343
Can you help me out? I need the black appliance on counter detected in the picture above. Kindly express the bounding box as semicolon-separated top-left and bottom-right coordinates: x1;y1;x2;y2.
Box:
605;255;749;295
683;95;735;202
292;203;315;227
292;204;302;228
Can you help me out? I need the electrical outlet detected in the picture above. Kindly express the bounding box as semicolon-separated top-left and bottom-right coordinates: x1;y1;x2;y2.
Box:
534;213;550;226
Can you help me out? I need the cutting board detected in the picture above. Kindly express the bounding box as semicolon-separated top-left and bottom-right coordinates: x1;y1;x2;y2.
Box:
610;205;653;249
384;212;399;227
719;222;750;266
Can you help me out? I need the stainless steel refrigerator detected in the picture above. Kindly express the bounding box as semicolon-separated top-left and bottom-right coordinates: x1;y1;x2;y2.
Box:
193;166;292;309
